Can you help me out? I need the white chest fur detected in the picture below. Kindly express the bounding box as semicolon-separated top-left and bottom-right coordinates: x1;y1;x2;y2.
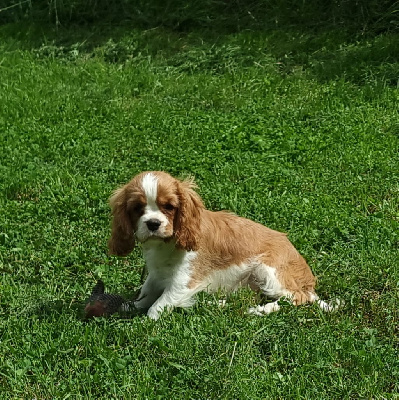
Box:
142;240;196;287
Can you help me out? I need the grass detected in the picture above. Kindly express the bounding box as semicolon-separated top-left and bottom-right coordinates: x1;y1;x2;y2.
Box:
0;8;399;398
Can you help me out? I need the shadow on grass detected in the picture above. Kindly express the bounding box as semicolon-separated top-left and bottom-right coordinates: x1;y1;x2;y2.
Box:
0;298;84;321
2;0;399;33
16;298;144;322
1;1;398;85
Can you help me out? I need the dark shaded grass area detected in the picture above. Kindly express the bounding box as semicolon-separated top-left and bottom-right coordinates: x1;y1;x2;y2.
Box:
2;0;399;33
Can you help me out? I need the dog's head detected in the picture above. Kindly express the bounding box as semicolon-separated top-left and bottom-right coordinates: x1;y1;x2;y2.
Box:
108;171;204;256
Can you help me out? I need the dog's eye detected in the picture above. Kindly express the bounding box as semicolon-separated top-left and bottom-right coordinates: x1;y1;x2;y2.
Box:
133;204;144;213
163;203;175;211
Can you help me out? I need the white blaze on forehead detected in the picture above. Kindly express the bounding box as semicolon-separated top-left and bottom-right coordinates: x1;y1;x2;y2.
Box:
136;172;171;241
141;173;159;205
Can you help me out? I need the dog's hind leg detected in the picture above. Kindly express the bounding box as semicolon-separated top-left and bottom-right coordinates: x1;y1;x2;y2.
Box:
308;292;343;312
246;263;291;315
246;260;318;315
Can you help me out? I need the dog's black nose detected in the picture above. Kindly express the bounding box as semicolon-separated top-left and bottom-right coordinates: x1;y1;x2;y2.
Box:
146;219;161;231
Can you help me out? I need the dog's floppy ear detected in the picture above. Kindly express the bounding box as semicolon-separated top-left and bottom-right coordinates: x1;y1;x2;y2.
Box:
174;178;204;251
108;186;135;256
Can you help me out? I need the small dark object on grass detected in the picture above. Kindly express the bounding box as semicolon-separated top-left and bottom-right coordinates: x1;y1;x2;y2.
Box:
84;280;136;319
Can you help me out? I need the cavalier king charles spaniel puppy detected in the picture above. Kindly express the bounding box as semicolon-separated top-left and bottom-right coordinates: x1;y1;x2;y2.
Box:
108;171;338;320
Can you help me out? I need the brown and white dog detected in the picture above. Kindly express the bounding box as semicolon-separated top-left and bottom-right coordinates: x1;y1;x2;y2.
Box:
108;171;338;320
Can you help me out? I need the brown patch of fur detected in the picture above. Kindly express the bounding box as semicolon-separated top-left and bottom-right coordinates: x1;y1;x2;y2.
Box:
273;253;317;304
108;186;136;256
155;174;180;238
174;178;204;251
108;174;149;256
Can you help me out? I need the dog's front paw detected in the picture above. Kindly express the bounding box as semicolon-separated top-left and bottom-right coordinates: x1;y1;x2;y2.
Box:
147;307;161;320
247;302;280;316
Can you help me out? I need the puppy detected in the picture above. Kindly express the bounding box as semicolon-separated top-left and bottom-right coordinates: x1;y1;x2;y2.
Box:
108;171;337;319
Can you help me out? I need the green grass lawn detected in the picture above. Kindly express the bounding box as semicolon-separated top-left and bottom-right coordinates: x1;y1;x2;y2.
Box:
0;12;398;399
